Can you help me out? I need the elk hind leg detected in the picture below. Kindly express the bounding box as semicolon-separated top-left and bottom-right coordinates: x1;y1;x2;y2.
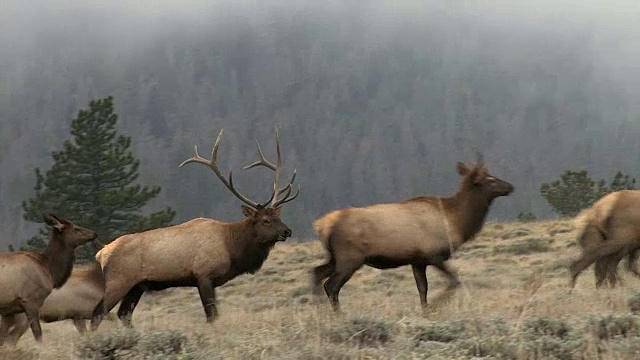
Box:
5;314;29;346
626;248;640;278
323;258;362;313
605;252;625;288
594;258;610;289
0;315;21;346
89;298;105;331
311;259;335;296
117;285;145;327
570;240;629;288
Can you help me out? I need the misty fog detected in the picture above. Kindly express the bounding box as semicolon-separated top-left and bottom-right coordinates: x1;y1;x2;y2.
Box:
2;0;640;247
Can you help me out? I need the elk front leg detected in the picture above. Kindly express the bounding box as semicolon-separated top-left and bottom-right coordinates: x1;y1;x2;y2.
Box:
411;264;428;313
197;277;218;323
432;261;461;291
72;318;88;334
22;305;42;343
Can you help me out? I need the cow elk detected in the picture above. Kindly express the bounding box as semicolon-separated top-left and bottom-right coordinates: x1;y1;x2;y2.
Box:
0;214;97;345
311;160;514;313
1;261;106;344
570;190;640;288
95;128;299;327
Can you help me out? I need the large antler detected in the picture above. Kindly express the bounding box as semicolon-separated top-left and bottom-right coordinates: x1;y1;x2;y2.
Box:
179;129;273;209
243;129;300;209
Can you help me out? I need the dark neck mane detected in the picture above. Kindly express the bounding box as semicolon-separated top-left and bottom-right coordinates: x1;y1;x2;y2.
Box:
228;220;275;275
446;184;492;242
42;232;75;288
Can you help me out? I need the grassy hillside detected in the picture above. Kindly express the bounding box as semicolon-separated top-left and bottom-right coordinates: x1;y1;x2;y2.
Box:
5;219;640;359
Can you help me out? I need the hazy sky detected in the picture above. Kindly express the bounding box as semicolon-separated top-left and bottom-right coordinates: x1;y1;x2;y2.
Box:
3;0;640;96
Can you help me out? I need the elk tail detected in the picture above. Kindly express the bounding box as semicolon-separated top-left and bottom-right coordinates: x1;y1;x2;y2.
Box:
574;192;620;248
313;210;344;250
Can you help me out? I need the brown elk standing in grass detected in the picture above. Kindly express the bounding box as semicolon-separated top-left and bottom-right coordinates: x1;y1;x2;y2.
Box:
570;190;640;288
1;261;106;344
0;215;97;345
94;129;299;327
575;199;640;288
311;160;514;313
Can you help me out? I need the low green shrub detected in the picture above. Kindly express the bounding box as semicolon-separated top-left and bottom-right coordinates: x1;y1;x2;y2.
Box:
324;316;394;348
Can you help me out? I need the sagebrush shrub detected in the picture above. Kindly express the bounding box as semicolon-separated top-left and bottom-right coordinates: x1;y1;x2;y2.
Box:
413;321;465;344
523;316;571;339
75;328;140;360
628;293;640;314
324;316;394;348
586;314;640;340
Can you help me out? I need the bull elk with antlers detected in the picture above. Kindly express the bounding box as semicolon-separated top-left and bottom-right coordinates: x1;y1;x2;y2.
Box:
0;215;97;345
570;190;640;288
95;128;299;326
311;160;514;313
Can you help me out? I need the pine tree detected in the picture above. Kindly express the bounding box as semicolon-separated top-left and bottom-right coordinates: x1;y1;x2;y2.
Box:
21;96;176;261
540;170;636;217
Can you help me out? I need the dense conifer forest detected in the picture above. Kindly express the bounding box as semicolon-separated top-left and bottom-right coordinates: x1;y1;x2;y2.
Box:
2;1;640;247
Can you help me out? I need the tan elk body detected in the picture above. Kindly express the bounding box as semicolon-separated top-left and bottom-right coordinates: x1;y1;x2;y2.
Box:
2;261;106;343
0;215;97;345
311;161;514;312
95;129;299;326
570;190;640;288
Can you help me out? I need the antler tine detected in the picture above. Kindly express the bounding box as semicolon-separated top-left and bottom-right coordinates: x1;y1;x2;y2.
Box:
274;184;301;208
249;158;296;209
279;169;296;195
178;145;210;168
180;128;262;209
242;141;276;171
270;128;282;208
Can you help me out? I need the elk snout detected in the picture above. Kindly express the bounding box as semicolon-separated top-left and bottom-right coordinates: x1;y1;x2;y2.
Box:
505;183;515;194
284;228;292;238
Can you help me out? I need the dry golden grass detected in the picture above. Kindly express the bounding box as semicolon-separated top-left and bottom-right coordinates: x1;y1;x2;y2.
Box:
5;219;640;359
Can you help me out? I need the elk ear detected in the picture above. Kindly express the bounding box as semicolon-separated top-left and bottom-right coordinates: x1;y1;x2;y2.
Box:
456;162;470;176
241;205;256;218
43;214;65;232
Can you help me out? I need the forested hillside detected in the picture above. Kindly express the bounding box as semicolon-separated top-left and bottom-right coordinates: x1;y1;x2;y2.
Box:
2;1;640;247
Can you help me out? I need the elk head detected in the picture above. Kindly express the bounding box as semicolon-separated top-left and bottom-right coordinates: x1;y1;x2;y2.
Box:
179;128;299;243
457;160;514;200
44;214;98;247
